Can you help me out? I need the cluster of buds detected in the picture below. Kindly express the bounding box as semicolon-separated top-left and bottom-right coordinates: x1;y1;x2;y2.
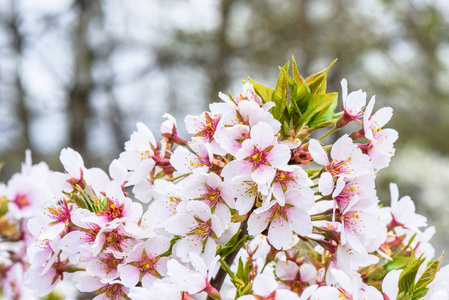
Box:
0;57;448;300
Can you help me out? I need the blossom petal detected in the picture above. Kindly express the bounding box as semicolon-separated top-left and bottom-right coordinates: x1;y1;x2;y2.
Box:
308;140;329;165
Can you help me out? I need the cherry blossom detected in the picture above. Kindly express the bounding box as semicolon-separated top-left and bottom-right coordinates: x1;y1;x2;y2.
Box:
363;97;398;169
237;274;300;300
247;189;313;249
221;122;290;186
120;235;170;288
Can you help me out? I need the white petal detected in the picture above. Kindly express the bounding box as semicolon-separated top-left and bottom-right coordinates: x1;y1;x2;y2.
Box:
331;134;354;162
268;216;293;249
287;207;312;236
371;107;393;128
318;172;334;196
382;269;401;299
247;210;271;235
308;140;329;165
253;274;277;296
120;265;140;287
252;164;276;185
275;260;298;281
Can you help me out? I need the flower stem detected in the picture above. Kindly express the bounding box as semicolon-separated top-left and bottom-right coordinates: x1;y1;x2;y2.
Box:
207;220;248;300
318;126;337;141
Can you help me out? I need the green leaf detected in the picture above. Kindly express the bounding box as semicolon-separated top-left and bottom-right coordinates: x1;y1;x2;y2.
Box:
397;291;413;300
413;253;444;299
291;56;310;109
305;59;337;94
217;229;247;258
300;93;338;129
386;255;413;272
398;255;425;294
271;67;287;120
248;77;274;104
308;92;338;129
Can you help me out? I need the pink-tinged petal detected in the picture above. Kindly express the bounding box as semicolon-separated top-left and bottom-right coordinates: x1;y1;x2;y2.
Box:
235;139;256;160
59;231;88;253
275;260;299;281
250;122;275;149
145;235;171;257
174;236;203;259
136;122;157;146
344;227;366;253
253;274;277;296
371;106;393;128
170;147;199;173
287;207;312;236
109;159;128;183
211;215;224;237
268;216;293;249
381;128;398;143
367;146;392;169
332;177;346;198
167;259;205;294
120;264;141;288
318;172;334;196
213;204;231;230
389;183;399;207
298;285;318;300
218;183;235;208
155;256;170;277
84;167;110;193
60;147;84;179
189;252;207;278
252;164;276;185
215;124;250;155
330;269;352;294
165;214;197;235
308;140;329;166
364;96;375;123
275;289;301;300
272;184;286;206
382;270;401;299
202;238;217;268
268;144;291;168
87;259;113;278
76;275;103;292
310;286;341;299
187;200;212;222
127;159;155;186
247;210;272;235
299;264;317;284
235;194;256;215
341;78;348;105
331;134;355;161
364;286;384;300
39;222;65;240
141;273;157;289
221;160;252;180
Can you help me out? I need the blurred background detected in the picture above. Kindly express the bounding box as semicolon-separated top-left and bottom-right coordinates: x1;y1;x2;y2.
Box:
0;0;449;254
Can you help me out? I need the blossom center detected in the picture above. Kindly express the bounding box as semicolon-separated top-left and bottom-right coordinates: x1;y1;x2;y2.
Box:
14;194;29;209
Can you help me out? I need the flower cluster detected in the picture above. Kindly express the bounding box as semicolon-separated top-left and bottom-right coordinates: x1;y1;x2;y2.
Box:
0;58;447;300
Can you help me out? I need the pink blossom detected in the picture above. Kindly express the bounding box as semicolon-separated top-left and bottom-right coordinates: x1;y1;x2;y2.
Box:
120;235;170;288
363;97;398;169
164;201;224;261
221;122;291;186
167;252;220;295
237;274;300;300
170;137;213;174
247;189;313;250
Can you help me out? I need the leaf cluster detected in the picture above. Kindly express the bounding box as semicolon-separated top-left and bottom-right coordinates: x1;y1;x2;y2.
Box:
248;56;339;140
